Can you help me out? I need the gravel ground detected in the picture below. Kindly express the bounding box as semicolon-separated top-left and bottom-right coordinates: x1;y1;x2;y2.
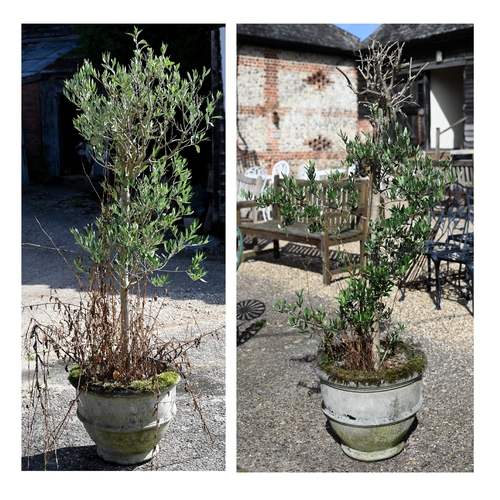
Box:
21;177;226;471
18;176;482;480
236;238;474;473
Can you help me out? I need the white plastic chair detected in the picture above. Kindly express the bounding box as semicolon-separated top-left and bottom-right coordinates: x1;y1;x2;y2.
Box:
297;164;315;180
244;166;267;179
263;161;290;219
271;160;290;182
243;167;268;221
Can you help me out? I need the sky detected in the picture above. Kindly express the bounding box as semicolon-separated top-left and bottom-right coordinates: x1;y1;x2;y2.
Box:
334;24;381;41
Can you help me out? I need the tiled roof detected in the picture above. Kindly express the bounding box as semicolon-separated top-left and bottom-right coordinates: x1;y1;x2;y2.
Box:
22;24;80;81
362;24;473;47
22;43;79;79
237;24;359;55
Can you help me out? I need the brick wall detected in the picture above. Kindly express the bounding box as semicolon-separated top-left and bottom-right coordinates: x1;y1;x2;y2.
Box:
237;45;360;175
22;82;43;171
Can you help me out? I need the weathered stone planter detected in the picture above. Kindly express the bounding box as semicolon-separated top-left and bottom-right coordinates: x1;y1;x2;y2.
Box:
74;376;179;465
314;344;426;462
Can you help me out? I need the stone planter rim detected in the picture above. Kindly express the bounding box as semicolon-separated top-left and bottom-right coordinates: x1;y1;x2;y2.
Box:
69;366;180;396
314;342;427;390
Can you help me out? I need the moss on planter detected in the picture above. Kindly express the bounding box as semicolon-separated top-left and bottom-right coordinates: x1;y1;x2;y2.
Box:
319;342;427;387
129;371;179;392
68;365;180;393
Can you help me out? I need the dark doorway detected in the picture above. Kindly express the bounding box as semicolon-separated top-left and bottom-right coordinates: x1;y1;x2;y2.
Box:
58;93;91;175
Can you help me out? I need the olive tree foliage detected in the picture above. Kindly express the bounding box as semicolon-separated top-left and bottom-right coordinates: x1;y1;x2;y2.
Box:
63;28;221;367
253;41;453;371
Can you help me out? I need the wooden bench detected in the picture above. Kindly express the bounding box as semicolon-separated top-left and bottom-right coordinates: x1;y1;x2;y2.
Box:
238;176;369;285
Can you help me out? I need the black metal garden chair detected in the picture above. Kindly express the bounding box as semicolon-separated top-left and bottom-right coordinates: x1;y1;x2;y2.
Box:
424;183;474;311
399;182;474;311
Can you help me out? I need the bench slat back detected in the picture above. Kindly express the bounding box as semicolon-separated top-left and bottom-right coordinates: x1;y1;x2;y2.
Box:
272;176;368;234
237;173;263;201
451;160;473;187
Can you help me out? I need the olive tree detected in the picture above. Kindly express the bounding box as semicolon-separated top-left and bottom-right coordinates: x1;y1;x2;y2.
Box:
254;41;453;371
64;28;221;373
